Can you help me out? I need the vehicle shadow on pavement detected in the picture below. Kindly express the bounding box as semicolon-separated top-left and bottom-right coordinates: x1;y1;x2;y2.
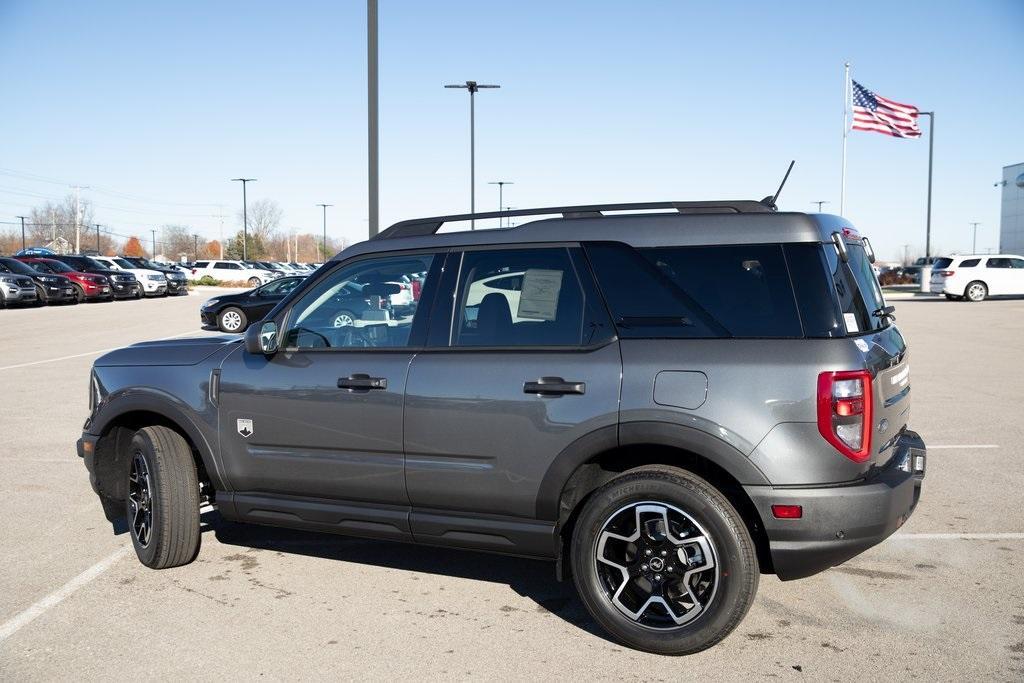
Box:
201;510;610;641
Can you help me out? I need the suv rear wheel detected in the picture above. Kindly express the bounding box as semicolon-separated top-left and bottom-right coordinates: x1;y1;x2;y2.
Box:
965;281;987;302
126;426;201;569
570;466;758;655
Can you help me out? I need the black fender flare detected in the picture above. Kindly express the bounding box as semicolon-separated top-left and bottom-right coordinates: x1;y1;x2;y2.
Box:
88;389;228;491
534;421;770;520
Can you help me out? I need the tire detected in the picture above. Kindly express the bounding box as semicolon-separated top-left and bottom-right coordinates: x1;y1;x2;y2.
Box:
944;293;959;301
570;465;758;655
965;281;987;302
126;426;201;569
73;284;86;303
332;309;357;328
217;306;247;333
33;287;45;306
248;277;261;287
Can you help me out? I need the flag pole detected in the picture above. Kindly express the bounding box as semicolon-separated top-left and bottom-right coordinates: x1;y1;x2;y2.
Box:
919;111;934;259
840;62;850;215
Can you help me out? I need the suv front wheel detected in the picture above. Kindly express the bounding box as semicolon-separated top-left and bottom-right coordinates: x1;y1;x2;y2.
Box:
570;466;758;655
126;426;201;569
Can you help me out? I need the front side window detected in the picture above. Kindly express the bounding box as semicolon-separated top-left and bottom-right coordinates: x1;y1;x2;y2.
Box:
452;248;589;347
283;253;436;350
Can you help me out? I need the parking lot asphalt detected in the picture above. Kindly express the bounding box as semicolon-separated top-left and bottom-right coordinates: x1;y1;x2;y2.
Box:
1;293;1023;680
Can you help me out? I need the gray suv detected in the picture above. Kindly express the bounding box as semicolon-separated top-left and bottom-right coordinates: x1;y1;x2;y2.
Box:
78;200;926;655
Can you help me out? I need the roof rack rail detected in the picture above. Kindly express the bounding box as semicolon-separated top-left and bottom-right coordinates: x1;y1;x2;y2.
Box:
374;199;775;240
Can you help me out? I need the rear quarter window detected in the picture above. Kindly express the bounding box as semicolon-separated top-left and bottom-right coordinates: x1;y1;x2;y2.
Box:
584;242;803;338
958;258;980;268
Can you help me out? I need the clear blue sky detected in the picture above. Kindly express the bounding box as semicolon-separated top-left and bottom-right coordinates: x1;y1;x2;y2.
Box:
1;0;1021;259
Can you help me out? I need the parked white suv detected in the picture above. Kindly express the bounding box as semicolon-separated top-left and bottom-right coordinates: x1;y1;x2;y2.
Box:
190;260;281;286
92;256;167;297
930;254;1024;301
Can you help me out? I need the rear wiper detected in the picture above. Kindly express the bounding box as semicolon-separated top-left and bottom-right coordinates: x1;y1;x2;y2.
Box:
872;305;896;322
616;316;693;328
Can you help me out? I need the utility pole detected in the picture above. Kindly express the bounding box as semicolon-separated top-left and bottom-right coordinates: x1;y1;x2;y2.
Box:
231;178;256;260
71;185;88;253
444;80;500;229
811;200;829;212
286;228;292;262
900;243;910;266
94;224;101;253
193;233;200;261
970;222;980;254
151;229;157;258
317;204;333;262
489;181;513;227
295;230;299;263
16;216;27;251
367;0;379;238
214;205;227;259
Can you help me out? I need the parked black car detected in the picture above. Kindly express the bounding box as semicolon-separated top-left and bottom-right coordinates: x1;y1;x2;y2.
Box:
120;256;189;295
201;276;305;332
0;257;77;305
47;254;140;299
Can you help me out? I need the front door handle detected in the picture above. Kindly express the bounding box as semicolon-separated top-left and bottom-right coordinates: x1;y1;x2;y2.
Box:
524;377;586;396
337;374;387;391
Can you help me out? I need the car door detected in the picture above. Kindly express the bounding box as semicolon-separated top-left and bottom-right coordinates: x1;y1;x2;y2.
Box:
215;251;442;541
247;278;300;320
403;246;620;556
1006;257;1024;295
984;258;1010;295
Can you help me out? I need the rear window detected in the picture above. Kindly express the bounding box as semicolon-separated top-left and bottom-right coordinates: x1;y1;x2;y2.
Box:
584;242;803;338
823;242;887;334
932;258;953;269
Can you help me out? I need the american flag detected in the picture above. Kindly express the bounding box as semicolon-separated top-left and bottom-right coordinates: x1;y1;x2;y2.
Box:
851;80;921;138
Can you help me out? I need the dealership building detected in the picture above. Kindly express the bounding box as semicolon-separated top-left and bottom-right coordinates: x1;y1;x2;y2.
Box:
1000;162;1024;255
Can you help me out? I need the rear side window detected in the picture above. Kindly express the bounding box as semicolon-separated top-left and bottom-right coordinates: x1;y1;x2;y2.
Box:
959;258;980;268
194;261;209;268
584;242;803;338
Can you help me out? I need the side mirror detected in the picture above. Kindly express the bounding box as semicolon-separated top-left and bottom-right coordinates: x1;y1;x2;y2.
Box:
245;321;278;355
831;232;849;263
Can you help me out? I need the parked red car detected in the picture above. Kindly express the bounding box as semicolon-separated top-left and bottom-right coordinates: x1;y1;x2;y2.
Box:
16;257;113;302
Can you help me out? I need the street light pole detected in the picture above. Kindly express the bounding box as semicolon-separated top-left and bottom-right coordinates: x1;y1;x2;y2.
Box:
193;234;200;261
445;80;500;229
811;200;829;212
151;229;157;259
16;216;27;251
317;204;333;262
367;0;379;238
970;222;980;253
231;178;257;260
488;181;513;227
94;224;101;253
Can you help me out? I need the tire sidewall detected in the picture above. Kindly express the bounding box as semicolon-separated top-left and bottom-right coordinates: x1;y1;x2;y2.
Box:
571;472;756;655
966;281;987;302
126;431;165;567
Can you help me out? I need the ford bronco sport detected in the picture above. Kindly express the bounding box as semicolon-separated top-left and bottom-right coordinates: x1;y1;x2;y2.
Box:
78;200;926;655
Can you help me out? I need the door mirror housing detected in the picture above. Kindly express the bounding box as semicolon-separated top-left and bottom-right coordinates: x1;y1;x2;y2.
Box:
245;321;278;355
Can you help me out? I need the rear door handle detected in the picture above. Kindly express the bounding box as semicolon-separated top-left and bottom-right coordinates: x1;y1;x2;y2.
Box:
524;377;586;396
337;374;388;391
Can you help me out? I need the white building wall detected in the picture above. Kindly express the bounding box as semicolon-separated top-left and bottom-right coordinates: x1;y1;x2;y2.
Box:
1000;162;1024;254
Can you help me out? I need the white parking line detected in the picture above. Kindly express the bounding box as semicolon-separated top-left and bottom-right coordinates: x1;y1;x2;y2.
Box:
0;329;204;372
895;532;1024;540
928;445;999;450
0;547;131;645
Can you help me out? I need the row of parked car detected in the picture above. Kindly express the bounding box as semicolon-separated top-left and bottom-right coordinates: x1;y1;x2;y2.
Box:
200;267;422;333
186;260;321;286
0;253;190;307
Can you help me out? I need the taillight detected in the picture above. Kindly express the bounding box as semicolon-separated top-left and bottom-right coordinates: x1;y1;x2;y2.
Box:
816;370;873;462
939;270;955;277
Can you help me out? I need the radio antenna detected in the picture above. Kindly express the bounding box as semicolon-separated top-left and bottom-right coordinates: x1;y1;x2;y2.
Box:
763;160;795;210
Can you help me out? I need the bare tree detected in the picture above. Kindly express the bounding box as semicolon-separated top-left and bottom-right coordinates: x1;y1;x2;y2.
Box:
237;199;282;243
27;195;95;250
160;225;195;262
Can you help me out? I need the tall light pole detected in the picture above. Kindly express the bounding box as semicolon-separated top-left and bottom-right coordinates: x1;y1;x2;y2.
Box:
489;181;513;227
151;229;157;258
367;0;379;238
919;111;935;259
71;185;88;254
16;216;27;251
445;80;500;229
811;200;829;212
94;224;101;253
231;178;256;260
900;243;910;266
970;222;980;253
317;204;333;262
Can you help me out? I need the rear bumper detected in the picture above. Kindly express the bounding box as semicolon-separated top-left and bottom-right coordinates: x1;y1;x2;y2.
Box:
744;430;926;581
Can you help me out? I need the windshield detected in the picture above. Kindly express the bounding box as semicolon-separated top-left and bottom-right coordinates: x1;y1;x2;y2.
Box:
112;258;134;269
38;259;74;273
0;258;37;275
825;243;887;334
